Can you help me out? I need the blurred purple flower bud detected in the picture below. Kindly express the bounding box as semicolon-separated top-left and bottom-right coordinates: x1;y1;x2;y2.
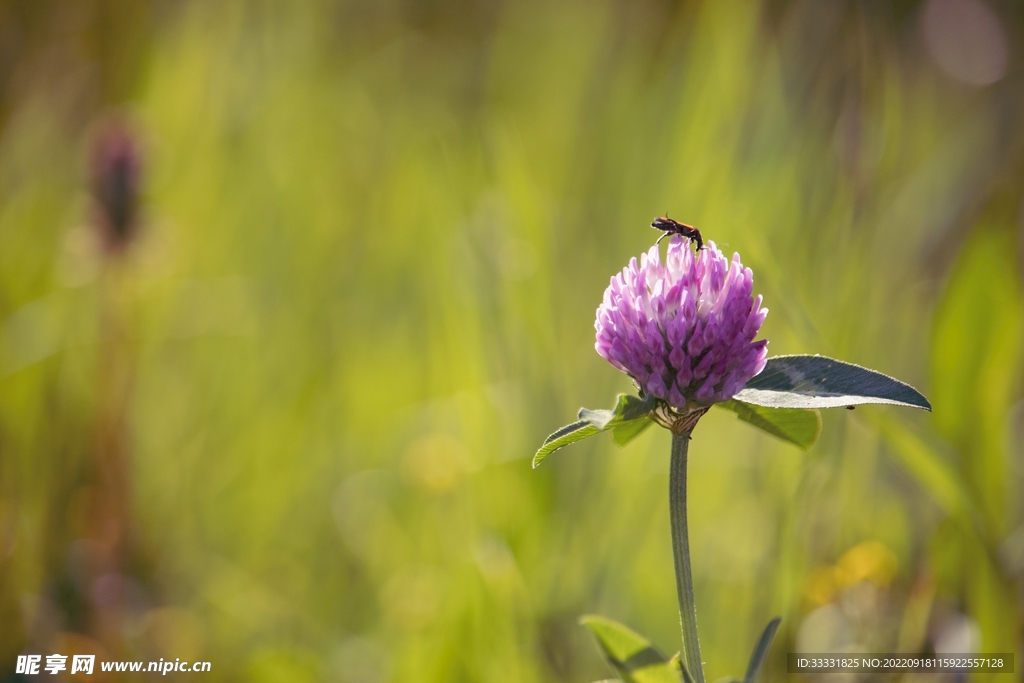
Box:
90;122;142;250
595;237;768;411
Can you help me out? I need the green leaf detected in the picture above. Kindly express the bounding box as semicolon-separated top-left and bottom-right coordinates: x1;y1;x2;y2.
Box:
580;615;682;683
533;394;656;468
734;355;931;411
532;420;600;468
613;417;655;446
579;393;657;429
744;617;781;683
718;400;820;450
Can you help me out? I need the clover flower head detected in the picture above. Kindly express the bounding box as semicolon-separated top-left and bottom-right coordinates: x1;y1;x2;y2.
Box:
595;237;768;409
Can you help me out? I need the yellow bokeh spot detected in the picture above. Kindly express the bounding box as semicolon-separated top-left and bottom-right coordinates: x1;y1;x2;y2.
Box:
805;565;838;606
805;541;898;607
400;434;468;494
835;540;898;588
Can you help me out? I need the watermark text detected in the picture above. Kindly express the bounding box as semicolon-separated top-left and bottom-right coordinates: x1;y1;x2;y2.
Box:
17;654;211;675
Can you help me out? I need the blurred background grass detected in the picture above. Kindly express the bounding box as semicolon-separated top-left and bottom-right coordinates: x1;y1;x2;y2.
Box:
0;0;1022;681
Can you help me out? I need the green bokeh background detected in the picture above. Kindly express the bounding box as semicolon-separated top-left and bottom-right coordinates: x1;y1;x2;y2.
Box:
1;1;1022;681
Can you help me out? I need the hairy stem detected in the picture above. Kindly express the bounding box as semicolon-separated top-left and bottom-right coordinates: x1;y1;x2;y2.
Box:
670;432;704;683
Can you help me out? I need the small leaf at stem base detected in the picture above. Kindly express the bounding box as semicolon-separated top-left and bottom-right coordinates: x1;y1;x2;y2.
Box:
580;615;682;683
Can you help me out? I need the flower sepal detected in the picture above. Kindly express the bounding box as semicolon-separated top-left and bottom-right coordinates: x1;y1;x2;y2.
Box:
648;400;710;436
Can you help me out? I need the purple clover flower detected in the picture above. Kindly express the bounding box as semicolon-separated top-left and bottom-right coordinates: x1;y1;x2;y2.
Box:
595;236;768;410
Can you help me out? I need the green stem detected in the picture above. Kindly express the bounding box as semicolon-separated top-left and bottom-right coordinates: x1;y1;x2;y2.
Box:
670;432;704;683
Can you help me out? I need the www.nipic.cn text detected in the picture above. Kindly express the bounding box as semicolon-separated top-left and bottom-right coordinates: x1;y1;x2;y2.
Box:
16;654;212;675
